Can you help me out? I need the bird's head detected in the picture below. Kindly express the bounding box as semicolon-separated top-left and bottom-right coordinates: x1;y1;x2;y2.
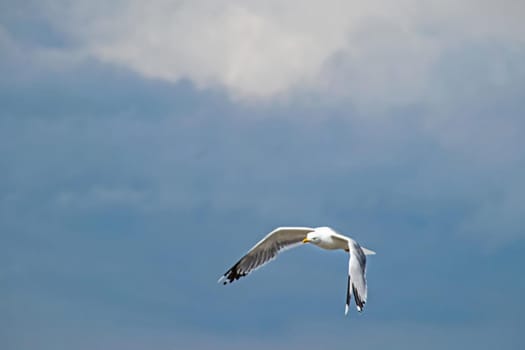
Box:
302;232;322;245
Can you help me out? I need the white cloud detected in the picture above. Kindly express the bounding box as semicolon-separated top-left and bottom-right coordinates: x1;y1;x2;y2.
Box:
4;1;525;245
40;0;525;104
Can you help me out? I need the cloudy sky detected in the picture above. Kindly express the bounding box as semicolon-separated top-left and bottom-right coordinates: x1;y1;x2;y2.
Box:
1;1;525;349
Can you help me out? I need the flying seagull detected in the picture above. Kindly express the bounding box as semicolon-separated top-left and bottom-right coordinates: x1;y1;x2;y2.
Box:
218;226;376;315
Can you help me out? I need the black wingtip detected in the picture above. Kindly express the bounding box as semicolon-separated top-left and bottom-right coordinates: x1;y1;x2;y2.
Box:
352;285;365;312
219;261;248;285
346;275;351;305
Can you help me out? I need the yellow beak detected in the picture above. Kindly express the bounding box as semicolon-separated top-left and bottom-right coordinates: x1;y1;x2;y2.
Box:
302;238;311;243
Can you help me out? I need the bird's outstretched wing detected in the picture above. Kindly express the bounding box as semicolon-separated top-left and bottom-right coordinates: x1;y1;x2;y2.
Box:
347;240;368;313
218;227;315;285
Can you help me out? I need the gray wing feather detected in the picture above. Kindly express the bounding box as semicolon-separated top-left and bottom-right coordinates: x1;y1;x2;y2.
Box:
348;240;368;312
219;227;315;284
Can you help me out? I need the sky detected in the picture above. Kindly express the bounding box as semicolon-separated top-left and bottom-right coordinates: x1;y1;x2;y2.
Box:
1;0;525;349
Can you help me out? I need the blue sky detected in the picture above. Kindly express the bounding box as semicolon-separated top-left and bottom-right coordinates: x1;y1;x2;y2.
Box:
1;1;525;349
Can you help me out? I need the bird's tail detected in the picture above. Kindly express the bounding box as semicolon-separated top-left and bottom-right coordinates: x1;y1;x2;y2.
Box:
361;247;376;255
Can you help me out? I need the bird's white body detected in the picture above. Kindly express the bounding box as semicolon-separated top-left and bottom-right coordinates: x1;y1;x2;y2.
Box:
309;227;345;250
219;226;376;315
304;227;376;255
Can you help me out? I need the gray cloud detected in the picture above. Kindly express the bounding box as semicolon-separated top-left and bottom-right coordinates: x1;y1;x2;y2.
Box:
4;308;524;350
2;2;525;349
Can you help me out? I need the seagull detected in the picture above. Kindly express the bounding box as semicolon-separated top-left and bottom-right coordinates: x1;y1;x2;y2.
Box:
218;226;376;315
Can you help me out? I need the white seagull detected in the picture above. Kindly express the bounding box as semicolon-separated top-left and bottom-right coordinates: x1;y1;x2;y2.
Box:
218;226;376;315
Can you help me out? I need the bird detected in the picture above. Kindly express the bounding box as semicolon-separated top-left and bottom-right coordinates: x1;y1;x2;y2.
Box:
218;226;376;315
